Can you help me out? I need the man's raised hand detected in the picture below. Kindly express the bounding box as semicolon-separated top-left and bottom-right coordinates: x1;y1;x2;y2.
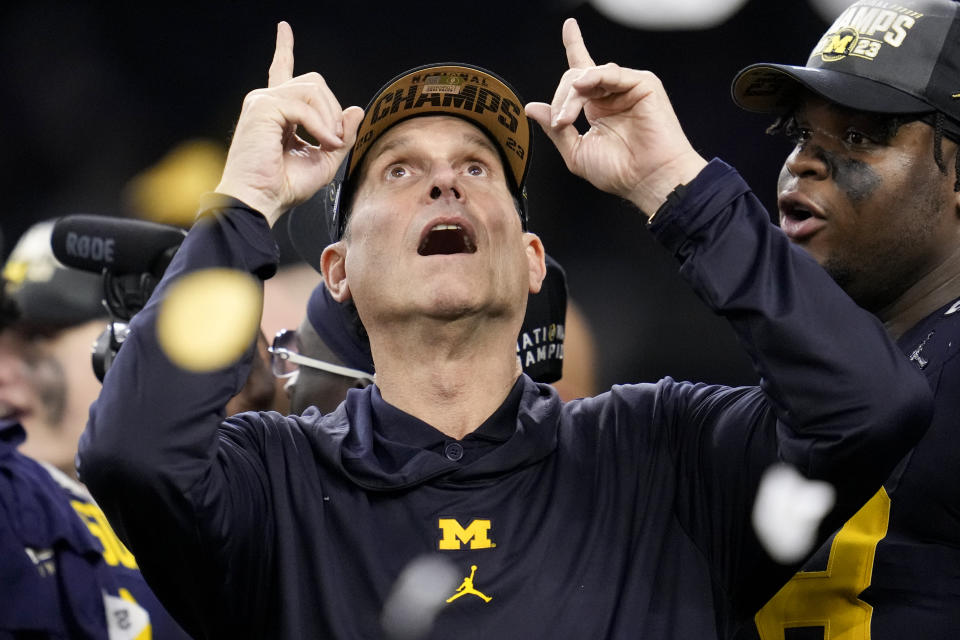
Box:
525;19;707;216
216;22;365;227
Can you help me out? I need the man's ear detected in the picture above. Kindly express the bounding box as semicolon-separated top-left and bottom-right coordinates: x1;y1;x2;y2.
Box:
321;242;352;302
524;232;547;295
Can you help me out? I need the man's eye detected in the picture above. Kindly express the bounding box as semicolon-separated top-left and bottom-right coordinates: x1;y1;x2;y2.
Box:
388;165;407;178
466;164;486;177
784;123;812;144
843;129;869;145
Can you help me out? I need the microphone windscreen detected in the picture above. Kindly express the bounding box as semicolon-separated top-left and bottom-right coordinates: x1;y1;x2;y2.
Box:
51;214;187;275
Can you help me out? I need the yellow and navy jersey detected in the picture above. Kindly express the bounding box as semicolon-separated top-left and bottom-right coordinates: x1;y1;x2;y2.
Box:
0;422;190;639
739;298;960;640
78;160;931;639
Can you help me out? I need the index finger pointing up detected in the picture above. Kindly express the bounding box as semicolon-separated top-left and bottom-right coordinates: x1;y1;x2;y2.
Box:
268;21;295;87
562;18;595;69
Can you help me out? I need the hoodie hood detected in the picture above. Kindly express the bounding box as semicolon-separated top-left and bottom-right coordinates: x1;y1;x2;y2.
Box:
298;374;562;491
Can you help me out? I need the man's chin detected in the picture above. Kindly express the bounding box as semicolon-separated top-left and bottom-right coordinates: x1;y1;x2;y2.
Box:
821;258;882;311
422;297;480;321
795;242;837;278
820;256;851;288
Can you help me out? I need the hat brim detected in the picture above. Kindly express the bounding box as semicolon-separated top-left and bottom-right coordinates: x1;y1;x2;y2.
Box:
732;63;935;116
286;190;334;274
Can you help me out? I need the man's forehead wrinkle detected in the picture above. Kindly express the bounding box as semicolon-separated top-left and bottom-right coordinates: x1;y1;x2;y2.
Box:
368;134;413;163
461;131;499;156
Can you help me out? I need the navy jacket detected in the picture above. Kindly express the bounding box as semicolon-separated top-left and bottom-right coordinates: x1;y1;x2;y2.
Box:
78;160;932;639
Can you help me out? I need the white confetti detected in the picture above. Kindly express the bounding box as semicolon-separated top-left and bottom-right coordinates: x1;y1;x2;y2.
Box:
752;462;836;564
381;555;460;640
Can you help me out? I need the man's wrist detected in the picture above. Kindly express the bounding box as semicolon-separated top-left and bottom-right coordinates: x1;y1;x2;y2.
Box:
212;182;282;227
629;152;708;218
647;183;690;224
197;192;262;219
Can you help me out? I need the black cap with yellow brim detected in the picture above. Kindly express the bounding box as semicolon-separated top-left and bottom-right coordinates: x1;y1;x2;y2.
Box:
289;62;532;266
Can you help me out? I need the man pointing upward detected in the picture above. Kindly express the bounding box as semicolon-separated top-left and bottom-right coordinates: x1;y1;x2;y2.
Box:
79;19;931;639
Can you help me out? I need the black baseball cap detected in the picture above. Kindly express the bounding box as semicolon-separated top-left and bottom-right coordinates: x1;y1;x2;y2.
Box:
517;254;567;384
289;62;532;255
3;220;105;331
732;0;960;135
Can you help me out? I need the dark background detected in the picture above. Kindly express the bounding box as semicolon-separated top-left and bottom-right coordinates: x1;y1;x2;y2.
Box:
0;1;829;390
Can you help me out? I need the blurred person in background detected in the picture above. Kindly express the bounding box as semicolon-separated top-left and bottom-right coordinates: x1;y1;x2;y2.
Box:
3;220;278;471
550;298;597;400
272;280;375;415
2;220;110;479
1;217;274;638
0;225;191;637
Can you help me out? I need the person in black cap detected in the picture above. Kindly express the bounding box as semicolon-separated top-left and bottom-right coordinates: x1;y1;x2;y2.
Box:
729;0;960;637
0;262;193;637
79;18;932;639
2;219;277;476
271;280;376;415
2;220;111;479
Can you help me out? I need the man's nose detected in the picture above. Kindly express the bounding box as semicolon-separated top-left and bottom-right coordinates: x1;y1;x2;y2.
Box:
430;185;462;200
429;167;463;201
783;141;830;181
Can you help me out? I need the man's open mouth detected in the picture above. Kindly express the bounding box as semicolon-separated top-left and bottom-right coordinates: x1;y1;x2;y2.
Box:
778;196;827;241
418;224;477;256
782;203;813;223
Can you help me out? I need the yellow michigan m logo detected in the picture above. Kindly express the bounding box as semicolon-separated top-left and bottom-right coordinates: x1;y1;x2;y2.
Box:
438;518;495;550
824;34;855;55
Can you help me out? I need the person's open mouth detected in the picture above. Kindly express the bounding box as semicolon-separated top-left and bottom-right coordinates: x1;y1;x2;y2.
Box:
418;222;477;255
